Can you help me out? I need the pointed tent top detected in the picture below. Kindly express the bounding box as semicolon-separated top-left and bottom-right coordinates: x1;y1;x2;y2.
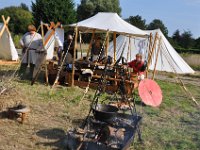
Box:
0;18;18;61
70;12;148;37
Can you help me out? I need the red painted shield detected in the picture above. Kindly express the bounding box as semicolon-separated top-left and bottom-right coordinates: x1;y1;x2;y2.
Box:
138;79;162;107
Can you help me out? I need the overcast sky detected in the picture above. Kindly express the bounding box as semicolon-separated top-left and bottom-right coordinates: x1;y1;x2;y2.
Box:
0;0;200;38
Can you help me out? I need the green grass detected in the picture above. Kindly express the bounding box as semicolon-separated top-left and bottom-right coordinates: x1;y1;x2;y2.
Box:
131;80;200;150
0;68;200;149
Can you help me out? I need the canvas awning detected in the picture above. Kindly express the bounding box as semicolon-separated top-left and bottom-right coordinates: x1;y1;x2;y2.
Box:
70;12;148;37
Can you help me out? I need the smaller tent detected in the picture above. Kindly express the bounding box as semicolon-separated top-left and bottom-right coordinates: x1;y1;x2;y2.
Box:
0;16;18;60
108;29;195;74
45;28;64;60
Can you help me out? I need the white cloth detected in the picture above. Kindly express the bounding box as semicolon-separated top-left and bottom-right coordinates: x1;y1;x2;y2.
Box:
92;55;99;61
20;32;42;64
0;23;18;60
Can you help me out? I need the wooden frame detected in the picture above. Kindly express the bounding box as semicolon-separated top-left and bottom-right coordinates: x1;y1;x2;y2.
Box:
0;15;11;38
152;36;162;80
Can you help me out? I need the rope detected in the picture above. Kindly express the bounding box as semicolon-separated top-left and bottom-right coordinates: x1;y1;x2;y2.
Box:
161;41;199;106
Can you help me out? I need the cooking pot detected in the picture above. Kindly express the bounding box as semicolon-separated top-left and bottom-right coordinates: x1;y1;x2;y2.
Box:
92;104;119;122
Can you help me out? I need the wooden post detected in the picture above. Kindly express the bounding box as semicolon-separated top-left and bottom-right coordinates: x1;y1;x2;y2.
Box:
71;26;78;86
41;21;49;85
105;32;110;57
147;32;158;74
113;32;117;62
127;36;131;62
152;36;162;80
86;29;95;59
79;32;83;59
146;33;153;78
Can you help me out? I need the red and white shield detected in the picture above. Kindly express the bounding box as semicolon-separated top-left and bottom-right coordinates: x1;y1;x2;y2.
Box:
138;79;163;107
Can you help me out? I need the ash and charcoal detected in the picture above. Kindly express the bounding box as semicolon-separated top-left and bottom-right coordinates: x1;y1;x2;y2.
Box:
66;113;141;150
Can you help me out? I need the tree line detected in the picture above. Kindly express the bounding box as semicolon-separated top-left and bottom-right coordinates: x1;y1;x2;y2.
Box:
0;0;199;52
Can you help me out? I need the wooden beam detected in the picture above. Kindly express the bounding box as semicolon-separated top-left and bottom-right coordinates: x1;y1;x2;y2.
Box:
44;22;60;46
147;32;158;73
105;32;110;57
86;29;95;59
71;26;78;86
79;32;83;59
0;15;10;38
113;32;116;62
152;36;162;80
127;35;131;62
146;33;153;78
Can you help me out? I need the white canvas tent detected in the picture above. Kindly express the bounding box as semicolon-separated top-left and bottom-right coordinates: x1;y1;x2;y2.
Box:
108;29;195;74
44;28;64;60
0;16;18;61
70;12;148;37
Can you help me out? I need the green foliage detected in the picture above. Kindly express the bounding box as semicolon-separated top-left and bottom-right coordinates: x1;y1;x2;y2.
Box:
77;0;121;21
179;30;195;49
0;6;33;34
194;37;200;49
147;19;168;37
20;3;29;11
32;0;76;27
126;15;147;30
170;30;197;51
13;34;22;49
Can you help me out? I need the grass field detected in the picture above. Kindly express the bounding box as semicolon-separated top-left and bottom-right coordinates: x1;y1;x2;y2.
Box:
0;65;200;150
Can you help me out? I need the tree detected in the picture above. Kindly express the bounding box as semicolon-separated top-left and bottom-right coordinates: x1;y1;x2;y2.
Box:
147;19;168;37
20;3;29;11
77;0;121;21
126;15;147;30
172;29;181;48
194;37;200;49
32;0;76;27
180;30;194;49
0;6;33;34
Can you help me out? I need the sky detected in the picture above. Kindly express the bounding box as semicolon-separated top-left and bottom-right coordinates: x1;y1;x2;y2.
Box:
0;0;200;38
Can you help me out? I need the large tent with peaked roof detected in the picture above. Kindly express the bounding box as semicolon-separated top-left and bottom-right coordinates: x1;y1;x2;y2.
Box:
70;12;148;37
0;16;18;61
66;12;150;86
108;29;194;74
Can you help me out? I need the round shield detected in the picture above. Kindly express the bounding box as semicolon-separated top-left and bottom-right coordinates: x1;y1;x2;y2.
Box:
138;79;162;107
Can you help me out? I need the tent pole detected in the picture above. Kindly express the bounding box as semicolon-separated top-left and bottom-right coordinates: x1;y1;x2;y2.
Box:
71;26;78;86
41;21;49;85
106;32;110;57
79;32;83;59
86;29;95;59
127;35;131;62
0;16;10;39
147;32;158;76
44;22;60;45
113;32;116;62
152;36;162;80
